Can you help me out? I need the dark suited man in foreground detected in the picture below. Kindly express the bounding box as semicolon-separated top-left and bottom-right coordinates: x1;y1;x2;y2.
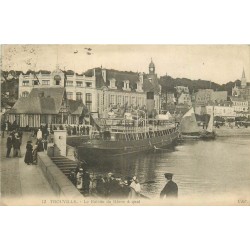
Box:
160;173;178;198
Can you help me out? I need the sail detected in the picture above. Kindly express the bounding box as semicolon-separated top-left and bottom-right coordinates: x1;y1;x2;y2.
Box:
206;111;214;133
180;107;200;134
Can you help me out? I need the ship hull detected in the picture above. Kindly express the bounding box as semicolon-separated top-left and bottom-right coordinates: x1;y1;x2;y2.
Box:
71;131;179;163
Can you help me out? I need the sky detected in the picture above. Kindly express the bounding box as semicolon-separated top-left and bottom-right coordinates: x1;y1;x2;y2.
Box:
1;45;250;85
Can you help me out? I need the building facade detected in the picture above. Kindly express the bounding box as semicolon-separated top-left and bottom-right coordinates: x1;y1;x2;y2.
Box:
194;89;227;106
230;96;248;116
19;67;97;112
85;59;161;117
177;92;192;106
206;102;236;118
231;69;250;114
18;60;161;119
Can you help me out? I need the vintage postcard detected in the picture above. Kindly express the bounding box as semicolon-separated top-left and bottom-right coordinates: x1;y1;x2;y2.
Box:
1;44;250;206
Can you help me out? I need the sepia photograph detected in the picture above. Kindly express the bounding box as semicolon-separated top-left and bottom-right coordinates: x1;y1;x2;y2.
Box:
1;44;250;206
2;2;250;250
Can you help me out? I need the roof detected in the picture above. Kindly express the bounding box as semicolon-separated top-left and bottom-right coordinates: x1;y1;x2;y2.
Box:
85;67;161;93
9;87;86;115
143;74;160;93
93;68;139;90
29;87;65;112
67;99;85;115
9;87;65;114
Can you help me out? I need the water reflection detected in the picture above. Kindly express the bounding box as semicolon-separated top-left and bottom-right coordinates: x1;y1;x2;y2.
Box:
86;137;250;199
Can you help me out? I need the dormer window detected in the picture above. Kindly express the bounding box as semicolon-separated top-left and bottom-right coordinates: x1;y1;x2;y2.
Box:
109;78;117;89
123;80;131;91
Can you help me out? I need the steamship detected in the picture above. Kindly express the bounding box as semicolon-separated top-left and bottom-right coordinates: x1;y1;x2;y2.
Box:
67;96;178;163
67;118;178;163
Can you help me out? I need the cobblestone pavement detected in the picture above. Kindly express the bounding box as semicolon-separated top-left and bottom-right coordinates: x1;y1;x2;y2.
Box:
1;132;56;204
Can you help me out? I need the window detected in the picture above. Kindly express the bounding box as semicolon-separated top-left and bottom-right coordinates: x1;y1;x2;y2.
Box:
118;96;122;105
22;91;29;97
138;97;142;106
22;80;29;86
125;82;129;89
42;80;50;85
110;79;116;89
110;95;115;105
32;80;39;85
76;92;82;100
86;103;92;112
125;96;129;104
132;96;136;105
86;93;92;102
86;82;92;87
86;93;92;112
71;115;77;124
67;92;73;100
66;81;73;86
76;81;83;87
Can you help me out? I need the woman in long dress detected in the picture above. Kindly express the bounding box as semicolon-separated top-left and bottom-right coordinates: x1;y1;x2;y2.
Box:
129;176;141;198
24;141;33;165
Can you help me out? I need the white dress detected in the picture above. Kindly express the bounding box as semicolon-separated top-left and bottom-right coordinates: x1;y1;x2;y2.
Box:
76;172;83;189
37;130;42;140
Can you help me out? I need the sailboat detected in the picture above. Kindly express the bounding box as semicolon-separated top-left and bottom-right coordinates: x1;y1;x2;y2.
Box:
179;107;201;139
200;109;216;140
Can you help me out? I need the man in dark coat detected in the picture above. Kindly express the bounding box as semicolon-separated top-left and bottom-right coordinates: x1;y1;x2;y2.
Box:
160;173;178;198
13;135;21;157
6;134;13;158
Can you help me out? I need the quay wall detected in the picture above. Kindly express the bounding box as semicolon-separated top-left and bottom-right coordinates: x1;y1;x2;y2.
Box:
37;152;82;199
215;127;250;137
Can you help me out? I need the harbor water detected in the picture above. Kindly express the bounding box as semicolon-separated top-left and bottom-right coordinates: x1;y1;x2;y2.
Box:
85;136;250;199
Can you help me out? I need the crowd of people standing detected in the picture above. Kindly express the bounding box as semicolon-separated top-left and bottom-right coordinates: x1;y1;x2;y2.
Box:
4;121;50;166
69;162;142;198
66;125;91;136
6;130;23;158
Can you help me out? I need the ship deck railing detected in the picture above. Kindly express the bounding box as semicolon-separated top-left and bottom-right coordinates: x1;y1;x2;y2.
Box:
91;126;178;141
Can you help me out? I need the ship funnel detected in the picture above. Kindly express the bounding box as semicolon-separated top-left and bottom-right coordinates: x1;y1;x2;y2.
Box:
146;92;155;117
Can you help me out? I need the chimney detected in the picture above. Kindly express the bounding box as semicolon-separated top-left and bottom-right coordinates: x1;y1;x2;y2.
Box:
102;69;106;82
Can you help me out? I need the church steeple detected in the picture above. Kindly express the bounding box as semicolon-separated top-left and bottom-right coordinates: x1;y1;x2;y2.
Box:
149;58;155;74
242;68;246;78
241;68;247;88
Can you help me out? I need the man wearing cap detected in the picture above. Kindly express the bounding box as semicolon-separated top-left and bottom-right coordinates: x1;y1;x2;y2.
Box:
160;173;178;198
